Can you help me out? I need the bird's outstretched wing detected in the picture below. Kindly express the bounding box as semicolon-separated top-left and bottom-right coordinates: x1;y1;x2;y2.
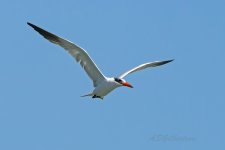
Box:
119;60;174;78
27;22;106;87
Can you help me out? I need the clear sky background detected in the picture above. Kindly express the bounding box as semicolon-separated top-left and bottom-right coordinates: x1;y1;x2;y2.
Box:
0;0;225;150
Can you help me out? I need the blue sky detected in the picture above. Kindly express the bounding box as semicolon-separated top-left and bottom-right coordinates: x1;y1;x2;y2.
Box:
0;0;225;149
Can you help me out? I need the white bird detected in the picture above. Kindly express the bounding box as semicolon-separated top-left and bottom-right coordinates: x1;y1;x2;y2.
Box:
27;22;173;100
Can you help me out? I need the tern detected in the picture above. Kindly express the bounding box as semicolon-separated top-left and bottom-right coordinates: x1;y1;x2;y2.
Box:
27;22;173;100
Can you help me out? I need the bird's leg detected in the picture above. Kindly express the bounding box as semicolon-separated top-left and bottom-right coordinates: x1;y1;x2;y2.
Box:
92;95;104;100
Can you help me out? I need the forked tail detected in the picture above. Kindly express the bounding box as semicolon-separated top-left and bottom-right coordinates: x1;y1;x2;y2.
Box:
81;93;93;97
81;93;104;100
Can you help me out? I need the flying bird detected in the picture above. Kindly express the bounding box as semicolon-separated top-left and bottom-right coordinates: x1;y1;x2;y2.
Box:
27;22;173;100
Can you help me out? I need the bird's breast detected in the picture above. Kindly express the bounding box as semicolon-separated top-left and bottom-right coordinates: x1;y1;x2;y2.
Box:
93;79;119;96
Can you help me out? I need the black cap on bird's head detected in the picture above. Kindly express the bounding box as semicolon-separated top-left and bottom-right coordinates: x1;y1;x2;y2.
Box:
114;77;133;88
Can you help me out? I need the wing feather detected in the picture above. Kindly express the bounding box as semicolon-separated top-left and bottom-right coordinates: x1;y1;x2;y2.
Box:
119;60;174;78
27;22;106;87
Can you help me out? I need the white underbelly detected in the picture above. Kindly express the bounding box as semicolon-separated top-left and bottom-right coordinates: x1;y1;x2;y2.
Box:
93;80;119;96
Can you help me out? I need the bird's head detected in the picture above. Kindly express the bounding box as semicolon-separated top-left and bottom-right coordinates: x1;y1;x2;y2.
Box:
114;77;133;88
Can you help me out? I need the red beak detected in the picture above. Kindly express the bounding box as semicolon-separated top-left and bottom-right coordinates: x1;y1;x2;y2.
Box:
122;82;133;88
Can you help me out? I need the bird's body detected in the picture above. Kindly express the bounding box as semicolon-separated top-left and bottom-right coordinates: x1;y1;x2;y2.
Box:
27;22;173;99
83;77;121;99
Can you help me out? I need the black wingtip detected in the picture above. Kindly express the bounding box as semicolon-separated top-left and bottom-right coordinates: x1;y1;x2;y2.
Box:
167;59;174;63
159;59;174;66
27;22;36;28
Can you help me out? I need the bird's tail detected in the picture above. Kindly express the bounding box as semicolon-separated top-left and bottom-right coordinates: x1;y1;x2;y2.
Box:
81;93;93;97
